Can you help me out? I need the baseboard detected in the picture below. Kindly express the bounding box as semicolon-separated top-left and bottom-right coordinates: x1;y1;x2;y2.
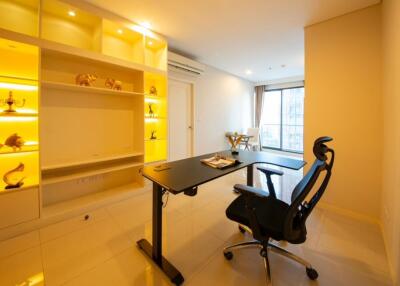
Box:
317;201;380;225
379;221;397;285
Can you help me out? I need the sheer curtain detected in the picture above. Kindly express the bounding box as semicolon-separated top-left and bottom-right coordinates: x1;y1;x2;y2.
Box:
255;85;265;128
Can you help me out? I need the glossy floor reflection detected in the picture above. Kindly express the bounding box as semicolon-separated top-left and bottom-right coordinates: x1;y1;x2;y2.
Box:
0;161;393;286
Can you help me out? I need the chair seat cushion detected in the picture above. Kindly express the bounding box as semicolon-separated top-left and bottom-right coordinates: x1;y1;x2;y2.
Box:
226;194;290;240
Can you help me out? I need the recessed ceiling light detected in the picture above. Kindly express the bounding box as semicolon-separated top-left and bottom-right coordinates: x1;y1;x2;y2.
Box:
117;29;123;34
148;41;153;46
140;21;152;29
245;70;252;75
68;10;76;17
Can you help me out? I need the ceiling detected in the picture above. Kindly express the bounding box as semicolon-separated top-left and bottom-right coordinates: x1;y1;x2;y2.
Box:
87;0;379;82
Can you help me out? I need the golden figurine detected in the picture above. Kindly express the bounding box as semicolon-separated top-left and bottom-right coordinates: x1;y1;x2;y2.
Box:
3;163;25;189
0;134;25;152
1;91;25;113
149;86;157;96
148;103;155;117
150;130;157;140
105;78;122;90
75;74;97;86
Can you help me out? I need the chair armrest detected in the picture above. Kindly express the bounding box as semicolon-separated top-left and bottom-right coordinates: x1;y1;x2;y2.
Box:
233;184;268;198
257;166;284;176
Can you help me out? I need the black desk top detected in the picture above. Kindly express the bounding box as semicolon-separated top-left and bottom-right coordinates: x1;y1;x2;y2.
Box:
142;150;306;194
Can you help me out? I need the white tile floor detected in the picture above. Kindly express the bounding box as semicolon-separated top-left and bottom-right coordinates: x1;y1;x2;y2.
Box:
0;166;393;286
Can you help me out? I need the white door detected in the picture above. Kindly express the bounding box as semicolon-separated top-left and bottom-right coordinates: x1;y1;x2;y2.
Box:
168;79;193;161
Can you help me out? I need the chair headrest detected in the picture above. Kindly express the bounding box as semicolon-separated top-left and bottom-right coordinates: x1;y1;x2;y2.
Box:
313;136;333;161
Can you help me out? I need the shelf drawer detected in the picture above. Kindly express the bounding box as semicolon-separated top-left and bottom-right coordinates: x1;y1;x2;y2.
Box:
0;187;39;229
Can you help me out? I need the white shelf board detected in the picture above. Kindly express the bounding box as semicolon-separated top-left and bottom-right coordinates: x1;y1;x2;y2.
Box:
42;182;144;218
42;81;145;97
0;184;39;197
0;149;39;156
145;139;166;142
42;152;144;172
42;161;143;185
0;112;38;117
0;28;167;76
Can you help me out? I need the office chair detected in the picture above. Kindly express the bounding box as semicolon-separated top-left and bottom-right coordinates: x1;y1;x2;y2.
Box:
223;137;334;285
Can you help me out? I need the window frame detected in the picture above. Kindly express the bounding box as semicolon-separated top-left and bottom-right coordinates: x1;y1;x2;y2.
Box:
261;85;304;154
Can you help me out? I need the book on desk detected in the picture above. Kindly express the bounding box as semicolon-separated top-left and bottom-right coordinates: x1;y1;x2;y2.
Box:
201;154;241;169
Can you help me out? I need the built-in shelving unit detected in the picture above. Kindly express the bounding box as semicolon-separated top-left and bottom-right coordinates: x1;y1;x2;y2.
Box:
0;0;168;235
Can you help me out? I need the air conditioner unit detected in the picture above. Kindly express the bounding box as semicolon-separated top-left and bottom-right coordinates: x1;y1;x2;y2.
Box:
168;51;205;76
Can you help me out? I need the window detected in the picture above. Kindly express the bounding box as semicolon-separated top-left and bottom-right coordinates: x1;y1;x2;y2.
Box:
260;86;304;153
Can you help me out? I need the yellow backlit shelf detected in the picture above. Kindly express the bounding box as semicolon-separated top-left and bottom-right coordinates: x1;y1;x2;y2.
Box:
0;183;39;196
145;116;167;120
0;147;39;156
0;112;38;117
145;94;164;98
145;139;166;142
42;81;145;98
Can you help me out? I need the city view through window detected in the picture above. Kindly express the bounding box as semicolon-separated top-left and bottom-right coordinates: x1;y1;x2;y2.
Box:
260;87;304;153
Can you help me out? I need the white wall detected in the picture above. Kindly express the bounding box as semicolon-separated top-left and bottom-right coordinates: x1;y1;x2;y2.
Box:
381;0;400;283
169;65;253;156
304;5;382;220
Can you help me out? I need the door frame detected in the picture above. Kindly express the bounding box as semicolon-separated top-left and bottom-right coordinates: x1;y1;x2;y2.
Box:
168;75;196;160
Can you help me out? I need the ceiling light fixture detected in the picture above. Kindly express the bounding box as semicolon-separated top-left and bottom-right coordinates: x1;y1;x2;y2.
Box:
68;10;76;17
245;70;252;75
117;29;123;34
148;41;153;46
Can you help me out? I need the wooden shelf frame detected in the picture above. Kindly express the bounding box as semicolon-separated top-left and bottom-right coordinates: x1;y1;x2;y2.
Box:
0;0;168;234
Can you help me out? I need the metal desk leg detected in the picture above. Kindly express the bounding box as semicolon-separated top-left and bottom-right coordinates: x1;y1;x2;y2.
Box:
247;165;254;187
137;182;184;285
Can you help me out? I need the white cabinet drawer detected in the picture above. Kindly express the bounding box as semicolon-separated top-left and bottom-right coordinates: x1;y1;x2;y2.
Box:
0;187;39;229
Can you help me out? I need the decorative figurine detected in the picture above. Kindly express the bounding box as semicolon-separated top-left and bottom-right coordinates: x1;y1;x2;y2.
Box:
150;130;157;140
149;86;157;96
1;91;25;113
75;74;97;86
105;78;122;90
0;134;25;152
148;103;154;117
227;134;243;155
3;163;25;189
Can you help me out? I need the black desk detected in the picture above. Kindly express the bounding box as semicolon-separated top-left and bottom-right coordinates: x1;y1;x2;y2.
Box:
137;150;305;285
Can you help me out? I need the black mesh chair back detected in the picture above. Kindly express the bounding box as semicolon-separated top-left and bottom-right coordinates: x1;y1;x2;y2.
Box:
284;136;335;243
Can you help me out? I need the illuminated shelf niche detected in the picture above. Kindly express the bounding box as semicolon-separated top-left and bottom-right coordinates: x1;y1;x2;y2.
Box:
0;38;39;197
144;72;167;162
0;0;40;37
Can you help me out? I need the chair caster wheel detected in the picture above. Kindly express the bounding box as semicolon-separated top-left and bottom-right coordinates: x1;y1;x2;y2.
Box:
259;248;268;258
224;251;233;260
238;225;246;233
306;267;318;280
